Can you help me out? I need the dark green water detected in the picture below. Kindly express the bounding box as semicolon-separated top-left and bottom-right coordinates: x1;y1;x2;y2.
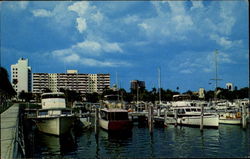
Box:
29;124;250;158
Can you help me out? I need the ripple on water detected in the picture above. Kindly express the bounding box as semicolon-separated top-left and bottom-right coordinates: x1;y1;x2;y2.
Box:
31;123;250;158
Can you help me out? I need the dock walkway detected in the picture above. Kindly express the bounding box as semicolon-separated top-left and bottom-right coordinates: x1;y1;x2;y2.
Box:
1;103;24;159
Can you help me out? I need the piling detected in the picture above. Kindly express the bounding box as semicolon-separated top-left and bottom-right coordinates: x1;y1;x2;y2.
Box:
200;103;204;131
148;105;153;135
95;105;99;136
242;105;247;129
164;109;167;127
157;106;160;117
174;109;178;127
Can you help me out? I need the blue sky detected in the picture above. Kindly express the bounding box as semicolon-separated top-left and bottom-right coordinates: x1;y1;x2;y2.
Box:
1;1;249;92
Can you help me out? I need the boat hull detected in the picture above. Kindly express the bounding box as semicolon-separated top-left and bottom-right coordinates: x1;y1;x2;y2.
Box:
36;116;75;136
99;118;133;131
165;115;219;128
219;118;242;125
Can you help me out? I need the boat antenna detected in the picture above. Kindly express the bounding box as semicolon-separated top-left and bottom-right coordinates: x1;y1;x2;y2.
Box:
210;49;222;101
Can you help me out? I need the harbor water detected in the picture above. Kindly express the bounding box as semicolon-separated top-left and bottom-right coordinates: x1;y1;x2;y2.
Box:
25;122;250;158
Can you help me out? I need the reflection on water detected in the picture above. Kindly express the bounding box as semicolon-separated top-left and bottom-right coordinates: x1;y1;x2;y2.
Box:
34;132;77;158
30;124;250;158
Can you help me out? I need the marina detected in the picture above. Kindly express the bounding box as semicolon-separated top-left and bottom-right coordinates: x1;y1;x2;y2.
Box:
26;119;250;158
1;1;249;158
1;99;250;158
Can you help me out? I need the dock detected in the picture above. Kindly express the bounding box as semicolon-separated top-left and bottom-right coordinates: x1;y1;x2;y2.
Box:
1;103;25;159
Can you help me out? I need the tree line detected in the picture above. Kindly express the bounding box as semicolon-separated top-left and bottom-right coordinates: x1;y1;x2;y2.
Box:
17;86;249;104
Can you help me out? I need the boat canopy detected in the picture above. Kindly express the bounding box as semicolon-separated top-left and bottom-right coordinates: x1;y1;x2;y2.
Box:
100;109;129;121
41;92;65;99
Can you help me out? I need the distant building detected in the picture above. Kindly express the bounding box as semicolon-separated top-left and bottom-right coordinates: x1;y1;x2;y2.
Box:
226;83;234;91
11;58;32;93
130;80;145;90
198;88;205;99
32;70;110;94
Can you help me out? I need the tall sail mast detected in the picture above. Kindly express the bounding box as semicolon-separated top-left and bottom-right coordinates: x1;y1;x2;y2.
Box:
210;49;222;100
158;67;161;104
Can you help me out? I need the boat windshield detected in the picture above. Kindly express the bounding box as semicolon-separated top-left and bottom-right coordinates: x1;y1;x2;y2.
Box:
104;95;119;101
42;94;65;99
62;109;71;115
101;111;128;121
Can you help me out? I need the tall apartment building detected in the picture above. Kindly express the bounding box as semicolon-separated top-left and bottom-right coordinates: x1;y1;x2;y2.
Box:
32;70;110;94
130;80;145;90
11;58;32;93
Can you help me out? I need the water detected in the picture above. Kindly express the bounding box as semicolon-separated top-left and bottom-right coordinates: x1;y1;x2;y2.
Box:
27;124;250;158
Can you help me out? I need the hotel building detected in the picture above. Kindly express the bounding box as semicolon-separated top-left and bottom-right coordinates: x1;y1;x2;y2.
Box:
32;70;110;94
11;58;32;93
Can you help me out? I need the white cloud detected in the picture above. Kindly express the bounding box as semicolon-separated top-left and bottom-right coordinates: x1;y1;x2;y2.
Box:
103;42;123;53
32;9;52;17
68;1;89;16
169;50;236;75
138;23;150;31
91;11;103;23
124;15;140;24
168;1;186;15
19;2;29;10
190;1;204;10
4;1;29;10
76;17;87;33
75;40;102;53
209;34;242;49
80;58;131;67
63;54;80;63
51;37;125;67
180;69;193;74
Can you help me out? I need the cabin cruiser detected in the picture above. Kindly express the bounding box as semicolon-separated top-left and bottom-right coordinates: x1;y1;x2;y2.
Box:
35;92;75;136
164;106;219;128
99;108;133;131
218;110;242;125
102;95;125;109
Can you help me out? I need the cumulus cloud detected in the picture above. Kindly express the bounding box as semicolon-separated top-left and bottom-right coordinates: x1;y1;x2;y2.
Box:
63;54;80;63
68;1;89;16
4;1;29;10
51;37;126;67
32;9;52;17
76;17;87;33
210;34;242;49
190;1;204;10
74;40;102;53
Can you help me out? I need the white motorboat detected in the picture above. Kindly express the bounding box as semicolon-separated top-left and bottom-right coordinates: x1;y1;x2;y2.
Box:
99;108;133;131
164;106;219;128
218;110;242;125
35;92;75;136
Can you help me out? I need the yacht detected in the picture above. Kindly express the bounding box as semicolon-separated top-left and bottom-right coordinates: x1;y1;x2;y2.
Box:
164;106;219;128
35;92;75;136
218;109;242;125
99;108;133;131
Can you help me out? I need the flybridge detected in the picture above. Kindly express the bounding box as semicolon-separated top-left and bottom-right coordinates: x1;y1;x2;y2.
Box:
41;92;66;109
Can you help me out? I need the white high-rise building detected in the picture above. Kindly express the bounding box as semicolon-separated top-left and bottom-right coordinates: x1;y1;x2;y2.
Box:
226;83;234;91
11;58;32;93
32;70;110;94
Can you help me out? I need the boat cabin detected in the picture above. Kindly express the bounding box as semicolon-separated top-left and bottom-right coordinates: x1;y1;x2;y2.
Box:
41;92;66;109
171;107;202;115
100;108;129;121
37;108;72;118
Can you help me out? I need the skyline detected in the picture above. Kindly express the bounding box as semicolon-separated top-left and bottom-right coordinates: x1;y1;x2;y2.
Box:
1;1;249;92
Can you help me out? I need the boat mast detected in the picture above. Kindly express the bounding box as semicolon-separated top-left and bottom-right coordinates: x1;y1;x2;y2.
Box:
158;67;162;104
210;49;222;101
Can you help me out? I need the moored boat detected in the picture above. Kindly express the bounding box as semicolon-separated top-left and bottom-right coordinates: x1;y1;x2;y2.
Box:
218;111;242;125
164;106;219;128
99;108;133;131
35;92;75;136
